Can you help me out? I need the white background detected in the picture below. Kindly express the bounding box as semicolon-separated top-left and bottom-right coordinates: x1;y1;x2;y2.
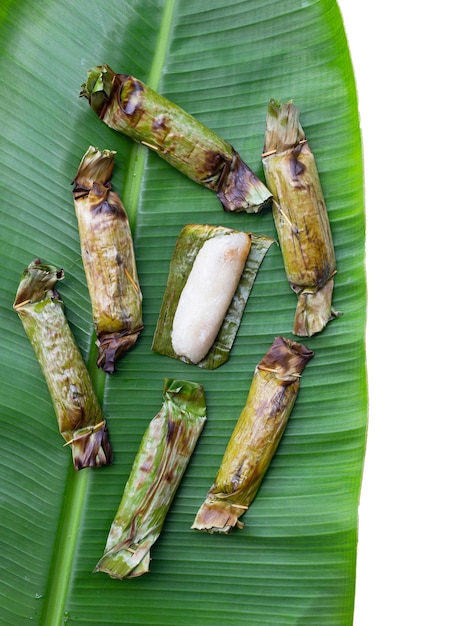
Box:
339;2;472;624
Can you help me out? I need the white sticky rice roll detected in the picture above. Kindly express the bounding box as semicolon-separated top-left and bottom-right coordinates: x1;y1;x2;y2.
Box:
171;231;252;363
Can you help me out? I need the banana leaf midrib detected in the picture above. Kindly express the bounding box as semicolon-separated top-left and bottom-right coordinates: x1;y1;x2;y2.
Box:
40;7;177;623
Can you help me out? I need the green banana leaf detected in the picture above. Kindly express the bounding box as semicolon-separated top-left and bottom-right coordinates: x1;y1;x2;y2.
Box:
0;0;366;624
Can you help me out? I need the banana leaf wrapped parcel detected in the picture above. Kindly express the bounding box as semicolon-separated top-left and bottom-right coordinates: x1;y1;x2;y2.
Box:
95;379;206;579
72;146;143;373
13;259;112;470
262;99;340;336
152;224;274;369
80;65;272;213
192;336;313;534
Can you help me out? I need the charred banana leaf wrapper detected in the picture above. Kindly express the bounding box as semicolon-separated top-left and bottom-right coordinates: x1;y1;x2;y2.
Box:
13;260;112;470
192;336;313;533
95;378;206;578
72;146;143;373
152;224;274;370
80;65;272;213
262;99;340;336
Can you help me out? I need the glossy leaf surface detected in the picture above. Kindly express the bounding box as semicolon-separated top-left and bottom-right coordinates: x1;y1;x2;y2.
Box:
0;1;366;624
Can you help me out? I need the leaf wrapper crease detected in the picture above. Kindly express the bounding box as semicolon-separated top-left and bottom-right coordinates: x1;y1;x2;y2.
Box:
152;224;274;369
13;260;112;470
192;336;313;533
262;100;339;336
80;65;272;213
72;146;143;373
95;378;206;579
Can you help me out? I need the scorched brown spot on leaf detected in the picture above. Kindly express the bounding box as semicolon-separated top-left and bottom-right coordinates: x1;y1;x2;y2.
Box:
119;77;145;118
